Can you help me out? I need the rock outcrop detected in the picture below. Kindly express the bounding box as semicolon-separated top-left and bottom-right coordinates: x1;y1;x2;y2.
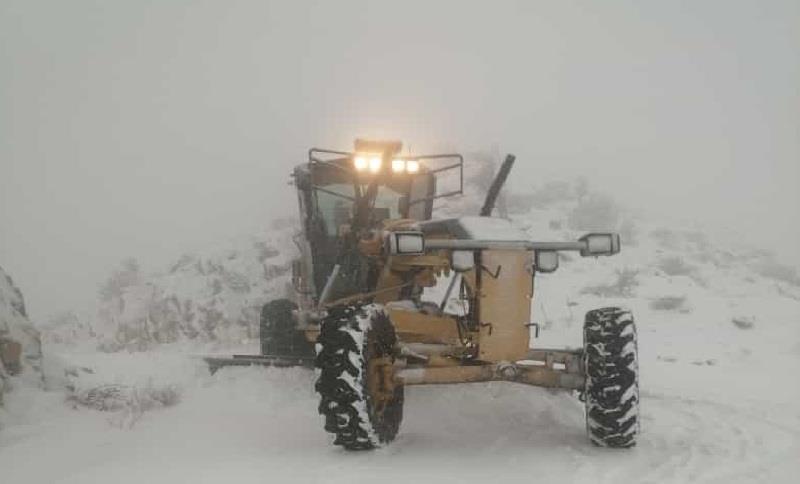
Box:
0;266;43;404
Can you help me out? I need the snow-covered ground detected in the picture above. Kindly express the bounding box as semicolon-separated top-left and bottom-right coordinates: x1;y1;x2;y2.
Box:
3;300;798;482
1;183;799;483
1;333;798;484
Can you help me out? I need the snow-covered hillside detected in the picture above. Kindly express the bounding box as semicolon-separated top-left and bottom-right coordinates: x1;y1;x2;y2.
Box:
2;179;798;483
41;224;296;352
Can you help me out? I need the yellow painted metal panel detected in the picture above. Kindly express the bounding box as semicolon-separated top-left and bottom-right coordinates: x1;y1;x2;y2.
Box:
476;250;533;362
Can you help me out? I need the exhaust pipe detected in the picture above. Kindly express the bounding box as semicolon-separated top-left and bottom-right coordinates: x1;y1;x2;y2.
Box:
479;153;516;217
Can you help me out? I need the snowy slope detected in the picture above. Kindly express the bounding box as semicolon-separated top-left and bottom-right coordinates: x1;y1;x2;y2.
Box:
97;228;295;351
41;226;296;352
1;180;799;483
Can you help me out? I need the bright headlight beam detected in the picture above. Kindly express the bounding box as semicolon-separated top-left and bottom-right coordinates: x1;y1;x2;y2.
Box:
406;160;420;174
368;157;382;173
391;159;406;173
354;157;368;171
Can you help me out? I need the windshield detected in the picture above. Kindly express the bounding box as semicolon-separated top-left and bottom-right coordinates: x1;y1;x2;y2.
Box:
316;183;404;236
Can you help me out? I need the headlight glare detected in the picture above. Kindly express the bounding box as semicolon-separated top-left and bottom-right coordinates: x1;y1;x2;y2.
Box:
391;159;406;173
368;157;382;173
354;157;368;171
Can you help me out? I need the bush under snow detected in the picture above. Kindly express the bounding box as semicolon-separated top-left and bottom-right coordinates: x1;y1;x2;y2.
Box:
54;229;299;352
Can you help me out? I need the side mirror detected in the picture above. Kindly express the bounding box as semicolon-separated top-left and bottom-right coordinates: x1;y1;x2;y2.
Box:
579;233;621;257
534;251;559;273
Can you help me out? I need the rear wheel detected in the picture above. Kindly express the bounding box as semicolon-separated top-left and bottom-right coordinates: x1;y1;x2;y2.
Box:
259;299;313;357
583;307;640;448
315;303;404;450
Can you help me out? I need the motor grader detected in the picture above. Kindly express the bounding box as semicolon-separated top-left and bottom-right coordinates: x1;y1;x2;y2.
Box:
208;139;639;449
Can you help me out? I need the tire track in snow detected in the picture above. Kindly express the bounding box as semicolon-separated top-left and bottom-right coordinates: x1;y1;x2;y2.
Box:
5;362;796;484
379;382;799;483
250;370;798;483
601;392;800;484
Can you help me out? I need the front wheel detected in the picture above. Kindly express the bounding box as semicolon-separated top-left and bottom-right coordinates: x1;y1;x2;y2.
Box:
583;307;640;448
314;303;404;450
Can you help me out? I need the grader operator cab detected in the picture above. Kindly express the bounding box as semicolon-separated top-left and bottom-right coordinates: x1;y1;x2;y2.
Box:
207;139;639;450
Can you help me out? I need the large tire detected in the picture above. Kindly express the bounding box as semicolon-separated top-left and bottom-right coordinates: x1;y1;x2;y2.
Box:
259;299;313;357
314;303;404;450
583;307;640;448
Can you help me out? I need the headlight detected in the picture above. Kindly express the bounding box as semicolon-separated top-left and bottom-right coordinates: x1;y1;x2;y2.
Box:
368;157;382;173
391;158;421;174
356;155;420;174
354;156;368;171
391;159;406;173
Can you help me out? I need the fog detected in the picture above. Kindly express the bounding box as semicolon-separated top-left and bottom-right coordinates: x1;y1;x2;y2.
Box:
1;0;798;320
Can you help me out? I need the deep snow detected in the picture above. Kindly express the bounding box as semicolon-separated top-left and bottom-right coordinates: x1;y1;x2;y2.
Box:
2;288;798;483
1;182;799;483
1;340;797;484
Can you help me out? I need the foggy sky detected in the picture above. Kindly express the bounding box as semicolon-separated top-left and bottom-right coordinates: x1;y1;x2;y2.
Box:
1;0;798;321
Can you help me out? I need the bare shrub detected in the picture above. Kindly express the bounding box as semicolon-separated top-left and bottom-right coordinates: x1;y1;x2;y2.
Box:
657;256;696;277
581;269;639;297
650;296;687;311
254;241;280;262
40;311;97;346
731;316;755;330
98;258;141;302
66;367;181;428
506;180;579;213
684;230;709;250
753;259;800;286
650;228;679;249
529;181;574;208
505;193;536;214
568;193;620;232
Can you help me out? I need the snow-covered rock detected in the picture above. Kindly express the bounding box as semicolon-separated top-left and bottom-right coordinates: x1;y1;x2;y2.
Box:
0;265;43;403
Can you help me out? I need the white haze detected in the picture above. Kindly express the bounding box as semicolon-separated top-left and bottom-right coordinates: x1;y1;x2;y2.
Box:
1;0;798;321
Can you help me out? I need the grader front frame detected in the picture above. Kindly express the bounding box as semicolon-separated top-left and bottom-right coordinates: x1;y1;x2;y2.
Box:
314;221;622;380
213;140;640;450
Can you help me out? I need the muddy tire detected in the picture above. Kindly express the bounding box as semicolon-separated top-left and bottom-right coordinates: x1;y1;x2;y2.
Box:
583;307;639;448
259;299;312;357
314;303;404;450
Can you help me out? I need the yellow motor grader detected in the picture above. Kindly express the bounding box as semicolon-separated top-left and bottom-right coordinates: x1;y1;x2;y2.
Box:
207;139;639;449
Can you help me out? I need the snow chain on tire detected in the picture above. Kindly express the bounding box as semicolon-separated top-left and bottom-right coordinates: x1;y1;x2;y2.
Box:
583;307;640;448
314;303;404;450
